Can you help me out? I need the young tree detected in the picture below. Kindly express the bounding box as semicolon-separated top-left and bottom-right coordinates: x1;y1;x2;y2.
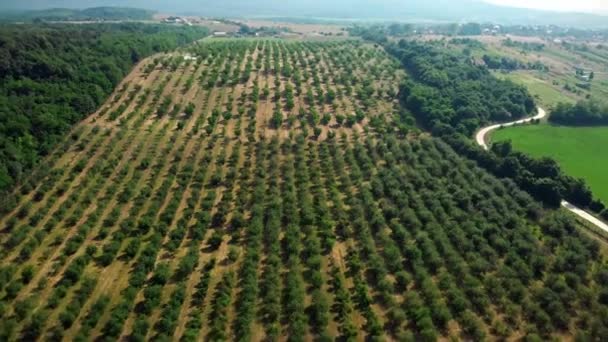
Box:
184;102;195;117
321;113;331;126
271;109;283;129
335;114;345;126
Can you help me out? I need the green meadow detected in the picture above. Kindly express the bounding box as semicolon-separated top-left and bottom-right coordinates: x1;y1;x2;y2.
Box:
493;71;577;107
492;123;608;204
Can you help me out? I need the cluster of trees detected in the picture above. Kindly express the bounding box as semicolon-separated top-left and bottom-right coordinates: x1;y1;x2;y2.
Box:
0;37;225;339
0;82;174;330
444;135;597;209
385;40;536;135
502;38;545;51
1;47;229;339
458;23;483;36
349;22;485;40
3;36;608;340
450;38;485;49
323;134;607;340
351;22;608;41
0;23;208;196
368;34;600;210
482;54;548;72
0;38;366;340
210;39;399;136
550;100;608;125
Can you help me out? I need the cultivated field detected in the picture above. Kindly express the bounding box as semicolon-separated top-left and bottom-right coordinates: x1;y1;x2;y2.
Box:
455;35;608;107
237;20;347;38
0;38;607;342
493;71;577;107
492;124;608;204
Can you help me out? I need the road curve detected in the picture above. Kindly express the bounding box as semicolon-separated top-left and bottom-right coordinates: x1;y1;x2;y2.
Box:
474;107;608;235
475;107;547;150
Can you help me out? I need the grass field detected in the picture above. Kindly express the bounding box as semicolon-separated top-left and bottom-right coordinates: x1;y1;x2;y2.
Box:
459;36;608;109
493;71;577;107
492;123;608;203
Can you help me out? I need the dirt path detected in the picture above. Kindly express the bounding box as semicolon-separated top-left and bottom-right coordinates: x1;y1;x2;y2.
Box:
474;107;608;236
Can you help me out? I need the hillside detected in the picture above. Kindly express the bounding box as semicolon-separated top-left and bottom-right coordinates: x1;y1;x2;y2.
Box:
0;24;209;198
0;7;155;21
0;38;606;341
1;1;607;28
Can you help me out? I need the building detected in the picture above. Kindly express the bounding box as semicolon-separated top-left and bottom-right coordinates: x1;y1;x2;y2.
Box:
574;66;593;82
163;16;192;26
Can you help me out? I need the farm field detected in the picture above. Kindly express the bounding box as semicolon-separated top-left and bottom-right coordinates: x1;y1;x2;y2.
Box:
458;35;608;108
492;71;576;107
237;19;347;38
0;38;607;342
492;123;608;204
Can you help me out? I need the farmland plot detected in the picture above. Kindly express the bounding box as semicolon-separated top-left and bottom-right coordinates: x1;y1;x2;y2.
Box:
0;39;607;341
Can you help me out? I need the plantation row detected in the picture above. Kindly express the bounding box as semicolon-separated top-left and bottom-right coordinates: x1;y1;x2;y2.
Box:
0;39;402;340
0;38;606;341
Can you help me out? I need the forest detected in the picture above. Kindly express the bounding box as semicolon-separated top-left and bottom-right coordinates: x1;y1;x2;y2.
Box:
0;37;606;341
445;136;596;210
550;100;608;125
0;23;209;197
346;28;601;211
385;40;536;136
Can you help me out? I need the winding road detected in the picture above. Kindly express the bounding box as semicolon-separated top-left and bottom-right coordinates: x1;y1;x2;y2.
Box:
475;107;547;148
475;107;608;235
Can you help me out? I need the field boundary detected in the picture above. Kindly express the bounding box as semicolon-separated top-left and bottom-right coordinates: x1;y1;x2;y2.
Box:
476;107;608;236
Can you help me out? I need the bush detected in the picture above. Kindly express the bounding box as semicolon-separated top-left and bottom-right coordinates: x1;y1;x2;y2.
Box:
207;231;224;250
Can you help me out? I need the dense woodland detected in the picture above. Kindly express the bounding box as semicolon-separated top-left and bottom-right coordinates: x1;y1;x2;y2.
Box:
0;38;606;341
0;23;209;196
445;136;596;209
354;32;602;211
550;100;608;125
385;40;536;136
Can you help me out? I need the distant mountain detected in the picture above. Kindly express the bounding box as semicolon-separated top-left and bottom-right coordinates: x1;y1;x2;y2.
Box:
0;0;606;28
0;6;154;21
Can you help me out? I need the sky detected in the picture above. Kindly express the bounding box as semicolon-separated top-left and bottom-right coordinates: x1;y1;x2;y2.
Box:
2;0;608;15
484;0;608;14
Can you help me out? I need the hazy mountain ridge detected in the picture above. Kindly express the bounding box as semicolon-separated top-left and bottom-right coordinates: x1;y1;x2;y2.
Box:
0;0;606;28
0;6;154;21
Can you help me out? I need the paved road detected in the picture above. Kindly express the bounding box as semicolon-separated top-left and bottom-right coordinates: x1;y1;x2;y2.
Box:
562;200;608;234
474;108;608;235
475;107;547;149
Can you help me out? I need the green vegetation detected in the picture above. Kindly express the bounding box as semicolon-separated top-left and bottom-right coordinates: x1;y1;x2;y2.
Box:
350;29;599;211
493;124;608;204
0;23;209;198
482;54;548;72
0;37;606;341
0;7;155;22
433;35;608;211
386;40;536;136
502;38;545;52
494;72;576;107
550;100;608;125
447;35;608;108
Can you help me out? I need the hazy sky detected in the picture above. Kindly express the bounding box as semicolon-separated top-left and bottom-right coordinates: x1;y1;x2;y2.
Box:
485;0;608;13
1;0;608;15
